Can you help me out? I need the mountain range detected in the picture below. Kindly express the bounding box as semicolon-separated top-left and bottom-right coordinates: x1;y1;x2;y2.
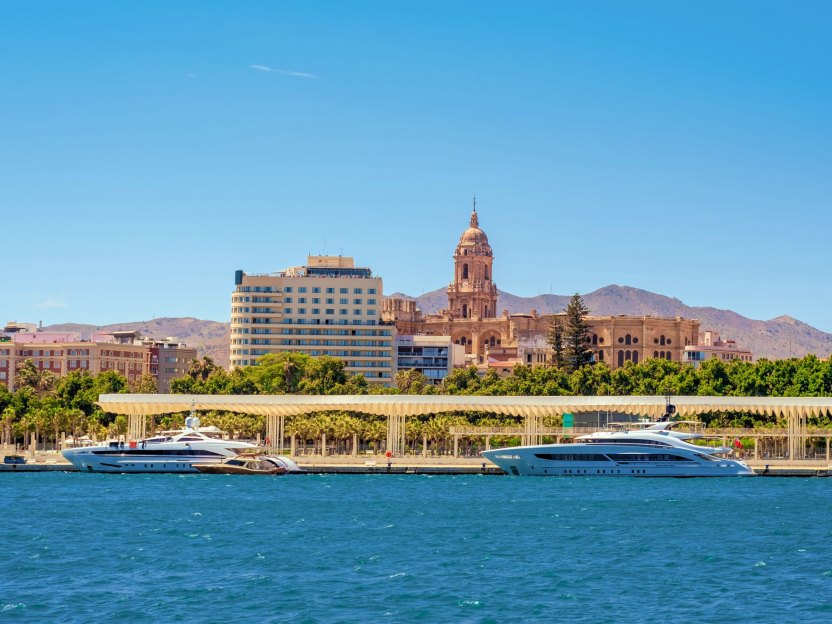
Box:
390;285;832;361
43;285;832;368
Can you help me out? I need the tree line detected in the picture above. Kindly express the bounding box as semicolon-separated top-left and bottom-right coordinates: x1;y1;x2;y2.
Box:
3;290;832;450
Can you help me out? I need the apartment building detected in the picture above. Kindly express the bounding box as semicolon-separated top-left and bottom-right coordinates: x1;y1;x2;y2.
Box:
0;328;195;392
683;330;753;367
395;335;464;384
231;256;395;385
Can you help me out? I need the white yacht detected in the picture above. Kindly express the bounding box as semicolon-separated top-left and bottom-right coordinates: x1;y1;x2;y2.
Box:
482;421;755;477
62;417;258;473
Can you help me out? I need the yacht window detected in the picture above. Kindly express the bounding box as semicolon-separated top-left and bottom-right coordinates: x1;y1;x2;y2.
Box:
607;453;689;462
534;453;611;461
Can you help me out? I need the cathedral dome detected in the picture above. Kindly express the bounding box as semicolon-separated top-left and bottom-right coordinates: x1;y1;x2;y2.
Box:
458;209;489;245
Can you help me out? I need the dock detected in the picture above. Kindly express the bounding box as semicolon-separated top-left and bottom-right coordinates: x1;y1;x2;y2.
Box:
2;458;830;476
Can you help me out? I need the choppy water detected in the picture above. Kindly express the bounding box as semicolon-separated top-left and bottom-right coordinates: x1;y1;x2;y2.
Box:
2;473;832;623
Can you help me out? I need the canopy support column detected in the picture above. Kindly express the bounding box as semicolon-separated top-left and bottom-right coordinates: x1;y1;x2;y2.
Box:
386;413;406;456
127;414;146;443
266;414;285;453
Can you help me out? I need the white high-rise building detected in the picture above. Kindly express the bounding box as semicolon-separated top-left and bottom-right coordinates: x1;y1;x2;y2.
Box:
230;256;395;385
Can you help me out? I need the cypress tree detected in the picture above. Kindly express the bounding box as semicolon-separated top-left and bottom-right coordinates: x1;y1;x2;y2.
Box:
564;293;593;371
546;315;566;368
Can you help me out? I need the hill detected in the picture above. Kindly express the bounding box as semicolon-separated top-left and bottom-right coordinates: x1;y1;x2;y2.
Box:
44;318;231;368
41;284;832;366
394;285;832;360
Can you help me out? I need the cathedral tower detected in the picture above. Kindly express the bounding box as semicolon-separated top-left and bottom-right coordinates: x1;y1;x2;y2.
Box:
447;201;498;319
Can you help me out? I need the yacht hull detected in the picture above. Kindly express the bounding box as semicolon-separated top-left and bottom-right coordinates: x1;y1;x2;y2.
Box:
62;449;229;473
482;444;755;477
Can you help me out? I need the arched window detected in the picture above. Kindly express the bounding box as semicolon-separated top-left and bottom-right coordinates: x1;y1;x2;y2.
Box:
653;351;659;358
484;306;489;318
484;267;489;280
625;334;632;345
660;335;666;346
462;264;469;280
618;350;624;367
598;350;604;361
592;334;598;345
462;304;468;318
489;336;496;347
625;350;631;361
632;351;639;364
460;336;467;345
665;352;672;361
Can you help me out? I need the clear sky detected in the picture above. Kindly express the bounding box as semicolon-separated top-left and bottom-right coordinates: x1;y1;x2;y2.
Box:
2;1;830;331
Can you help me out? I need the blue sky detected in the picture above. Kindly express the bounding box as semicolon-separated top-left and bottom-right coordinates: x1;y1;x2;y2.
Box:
2;1;831;331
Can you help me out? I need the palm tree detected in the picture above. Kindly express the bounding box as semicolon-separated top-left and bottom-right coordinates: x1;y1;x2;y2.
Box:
15;359;57;397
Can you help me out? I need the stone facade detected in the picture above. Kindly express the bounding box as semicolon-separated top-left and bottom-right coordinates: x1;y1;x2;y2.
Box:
382;207;700;371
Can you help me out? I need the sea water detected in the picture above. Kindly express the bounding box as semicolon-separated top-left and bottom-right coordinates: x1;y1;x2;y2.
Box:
2;473;832;623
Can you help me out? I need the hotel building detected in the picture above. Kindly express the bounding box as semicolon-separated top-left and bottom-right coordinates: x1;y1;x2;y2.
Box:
231;256;395;385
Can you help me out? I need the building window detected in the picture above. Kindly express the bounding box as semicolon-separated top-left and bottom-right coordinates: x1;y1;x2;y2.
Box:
340;288;348;294
299;287;307;293
326;298;334;304
462;264;469;279
285;287;293;293
368;288;376;294
312;287;320;293
660;335;666;346
354;288;363;294
625;334;631;345
326;287;334;294
618;350;624;367
632;351;639;364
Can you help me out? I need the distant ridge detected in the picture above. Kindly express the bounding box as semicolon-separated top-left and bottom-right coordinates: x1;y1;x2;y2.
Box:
40;285;832;367
389;285;832;360
44;317;230;368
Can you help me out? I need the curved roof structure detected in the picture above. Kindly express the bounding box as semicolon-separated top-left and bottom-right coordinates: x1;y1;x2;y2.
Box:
97;394;832;419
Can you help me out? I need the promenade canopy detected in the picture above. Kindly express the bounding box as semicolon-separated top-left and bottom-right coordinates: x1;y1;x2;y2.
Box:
97;394;832;420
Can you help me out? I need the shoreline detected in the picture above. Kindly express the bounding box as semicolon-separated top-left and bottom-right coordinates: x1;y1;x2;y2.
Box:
2;454;829;476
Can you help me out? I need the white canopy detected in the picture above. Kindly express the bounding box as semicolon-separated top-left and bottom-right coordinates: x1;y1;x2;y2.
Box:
97;393;832;419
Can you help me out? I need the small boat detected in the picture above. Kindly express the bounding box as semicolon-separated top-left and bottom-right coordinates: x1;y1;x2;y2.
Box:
194;456;289;475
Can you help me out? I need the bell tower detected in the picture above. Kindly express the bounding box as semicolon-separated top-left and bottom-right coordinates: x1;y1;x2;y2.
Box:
447;199;498;319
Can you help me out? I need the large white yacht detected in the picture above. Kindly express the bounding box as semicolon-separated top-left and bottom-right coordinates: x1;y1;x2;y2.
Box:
62;417;258;473
482;421;755;477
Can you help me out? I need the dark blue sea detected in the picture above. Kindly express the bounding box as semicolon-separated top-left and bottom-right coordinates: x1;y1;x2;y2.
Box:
2;473;832;623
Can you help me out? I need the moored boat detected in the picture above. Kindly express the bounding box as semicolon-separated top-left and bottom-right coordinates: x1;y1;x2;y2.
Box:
482;421;755;477
61;416;258;473
195;456;288;475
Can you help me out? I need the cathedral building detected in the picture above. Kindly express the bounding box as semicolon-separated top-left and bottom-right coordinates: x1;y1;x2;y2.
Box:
382;205;700;372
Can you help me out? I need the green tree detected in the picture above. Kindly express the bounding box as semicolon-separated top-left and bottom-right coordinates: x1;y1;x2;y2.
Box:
563;294;593;372
15;359;58;397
